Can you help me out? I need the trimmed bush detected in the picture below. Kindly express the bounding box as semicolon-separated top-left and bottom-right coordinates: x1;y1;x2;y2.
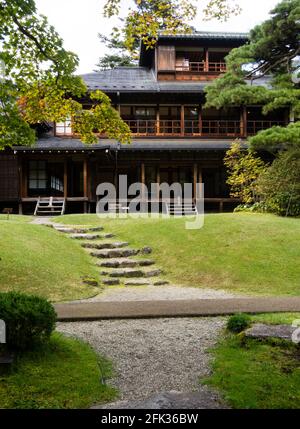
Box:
227;313;251;333
0;292;56;350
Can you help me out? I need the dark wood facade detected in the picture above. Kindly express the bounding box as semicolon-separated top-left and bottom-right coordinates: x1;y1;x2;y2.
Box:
0;32;291;214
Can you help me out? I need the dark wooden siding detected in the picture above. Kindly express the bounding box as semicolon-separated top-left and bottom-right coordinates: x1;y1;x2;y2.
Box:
0;154;19;201
157;46;175;71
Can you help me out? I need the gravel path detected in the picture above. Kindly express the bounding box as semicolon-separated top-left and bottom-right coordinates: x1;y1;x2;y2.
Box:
69;285;245;304
57;317;227;407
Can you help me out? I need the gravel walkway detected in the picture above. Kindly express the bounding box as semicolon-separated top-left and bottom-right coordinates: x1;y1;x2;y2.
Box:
69;285;245;304
57;317;227;407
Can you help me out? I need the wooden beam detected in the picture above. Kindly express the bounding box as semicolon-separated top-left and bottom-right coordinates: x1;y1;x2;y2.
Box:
198;105;203;135
198;167;203;199
156;105;160;134
64;159;68;199
193;163;198;200
141;162;145;201
156;166;160;199
180;105;185;136
241;106;247;138
83;158;88;198
205;48;209;72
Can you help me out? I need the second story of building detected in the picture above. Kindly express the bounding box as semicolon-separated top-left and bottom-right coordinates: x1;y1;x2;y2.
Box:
140;31;249;81
53;31;289;141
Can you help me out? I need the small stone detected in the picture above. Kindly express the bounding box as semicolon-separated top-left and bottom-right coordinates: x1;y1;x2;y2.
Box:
244;324;296;341
140;246;152;255
153;280;170;286
81;277;99;287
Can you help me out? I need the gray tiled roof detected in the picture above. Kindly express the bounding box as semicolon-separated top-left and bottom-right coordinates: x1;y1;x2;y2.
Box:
81;68;272;93
158;31;249;40
81;68;158;92
14;137;244;152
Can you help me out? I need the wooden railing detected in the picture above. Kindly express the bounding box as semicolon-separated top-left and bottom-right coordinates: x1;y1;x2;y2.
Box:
208;62;227;72
55;119;287;138
201;120;241;136
175;62;227;73
247;120;286;135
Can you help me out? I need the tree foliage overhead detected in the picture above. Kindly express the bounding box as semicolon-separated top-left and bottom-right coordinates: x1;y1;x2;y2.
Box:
100;0;241;59
205;0;300;152
0;0;130;149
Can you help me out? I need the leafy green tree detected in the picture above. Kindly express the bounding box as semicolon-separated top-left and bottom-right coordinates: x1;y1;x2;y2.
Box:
224;141;267;204
95;54;136;71
205;0;300;152
256;148;300;216
0;0;130;149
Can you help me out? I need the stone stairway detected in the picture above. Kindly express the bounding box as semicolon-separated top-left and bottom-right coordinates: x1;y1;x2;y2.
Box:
52;224;169;288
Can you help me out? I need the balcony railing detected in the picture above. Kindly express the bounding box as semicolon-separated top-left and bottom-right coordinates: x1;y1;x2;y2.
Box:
175;62;227;73
247;120;286;135
55;119;287;138
124;119;242;137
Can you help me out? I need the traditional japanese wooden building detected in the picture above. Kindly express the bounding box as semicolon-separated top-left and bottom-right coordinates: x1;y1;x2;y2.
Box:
0;31;289;215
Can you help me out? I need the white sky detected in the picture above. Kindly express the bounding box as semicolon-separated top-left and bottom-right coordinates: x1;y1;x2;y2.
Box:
34;0;280;74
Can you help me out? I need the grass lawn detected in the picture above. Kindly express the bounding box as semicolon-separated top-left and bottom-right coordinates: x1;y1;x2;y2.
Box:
0;333;117;409
205;313;300;409
54;213;300;296
0;216;100;302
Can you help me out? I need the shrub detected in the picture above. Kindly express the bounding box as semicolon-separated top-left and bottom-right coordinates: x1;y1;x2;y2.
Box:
0;292;56;350
227;314;251;333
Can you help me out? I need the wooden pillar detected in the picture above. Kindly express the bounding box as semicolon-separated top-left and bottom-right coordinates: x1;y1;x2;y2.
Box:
156;105;160;135
241;106;247;138
180;105;185;136
205;48;209;72
83;158;88;214
198;105;203;135
156;167;160;199
141;162;145;201
64;159;68;199
193;163;198;201
83;158;88;198
198;167;203;199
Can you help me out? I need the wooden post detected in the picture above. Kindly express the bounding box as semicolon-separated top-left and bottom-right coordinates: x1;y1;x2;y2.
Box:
141;162;145;201
205;48;209;72
156;167;160;199
83;158;88;198
156;106;160;135
198;167;203;199
241;106;247;138
83;158;88;213
198;105;202;135
180;105;185;136
193;163;198;201
64;159;68;199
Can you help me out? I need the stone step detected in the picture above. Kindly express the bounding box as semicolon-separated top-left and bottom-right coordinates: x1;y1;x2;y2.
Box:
55;226;103;234
102;278;121;286
98;258;155;268
81;242;129;250
70;233;102;240
153;280;170;286
100;268;162;278
90;248;140;259
124;279;152;286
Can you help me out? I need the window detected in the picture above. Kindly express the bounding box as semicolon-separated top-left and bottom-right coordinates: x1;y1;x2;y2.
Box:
55;118;72;136
28;161;47;190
